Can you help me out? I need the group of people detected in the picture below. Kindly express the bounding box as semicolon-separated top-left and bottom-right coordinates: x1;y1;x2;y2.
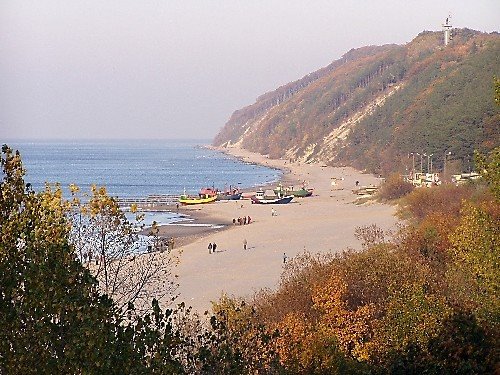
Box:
233;216;251;225
207;242;217;254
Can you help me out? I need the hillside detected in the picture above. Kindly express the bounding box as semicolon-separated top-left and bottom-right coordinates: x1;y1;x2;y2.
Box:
213;29;500;175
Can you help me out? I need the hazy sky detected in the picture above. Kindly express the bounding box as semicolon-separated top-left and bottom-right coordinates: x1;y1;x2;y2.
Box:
1;1;498;140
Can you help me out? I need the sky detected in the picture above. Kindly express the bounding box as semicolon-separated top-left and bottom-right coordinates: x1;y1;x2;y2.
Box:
1;1;498;141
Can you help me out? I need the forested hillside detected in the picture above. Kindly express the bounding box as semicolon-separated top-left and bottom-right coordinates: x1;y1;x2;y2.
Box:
213;29;500;175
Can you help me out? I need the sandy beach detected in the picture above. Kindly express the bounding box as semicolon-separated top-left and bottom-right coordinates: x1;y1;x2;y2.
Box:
155;146;399;313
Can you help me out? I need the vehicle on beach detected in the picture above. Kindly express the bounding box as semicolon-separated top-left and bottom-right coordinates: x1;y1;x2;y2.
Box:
274;184;313;197
250;189;294;204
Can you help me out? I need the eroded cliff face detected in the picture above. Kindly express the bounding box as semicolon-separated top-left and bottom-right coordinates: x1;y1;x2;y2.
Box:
212;44;401;155
213;29;500;175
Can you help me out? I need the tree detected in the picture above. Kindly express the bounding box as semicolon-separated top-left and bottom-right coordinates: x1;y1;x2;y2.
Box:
447;202;500;327
0;145;117;373
474;147;500;201
0;145;186;373
495;75;500;105
378;173;414;201
67;183;180;314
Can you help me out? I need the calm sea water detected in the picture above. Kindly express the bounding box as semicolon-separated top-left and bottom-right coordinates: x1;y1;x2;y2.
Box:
5;139;281;224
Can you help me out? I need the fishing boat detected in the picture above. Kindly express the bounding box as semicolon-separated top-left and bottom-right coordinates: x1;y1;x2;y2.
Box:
217;185;242;200
199;187;218;197
178;189;218;205
274;184;313;197
217;191;242;201
250;189;294;204
240;192;254;200
200;186;241;201
178;194;217;205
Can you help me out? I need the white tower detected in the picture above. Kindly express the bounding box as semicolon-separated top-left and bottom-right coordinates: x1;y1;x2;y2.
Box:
442;15;452;46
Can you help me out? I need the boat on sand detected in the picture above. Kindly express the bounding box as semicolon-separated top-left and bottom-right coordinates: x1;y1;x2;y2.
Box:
200;186;241;201
250;189;294;204
217;191;242;201
274;184;313;197
179;190;218;205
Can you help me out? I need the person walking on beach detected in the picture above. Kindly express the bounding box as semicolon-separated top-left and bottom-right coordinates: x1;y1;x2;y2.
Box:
283;252;287;264
208;242;213;254
243;239;247;250
212;243;217;253
271;208;276;216
247;215;251;224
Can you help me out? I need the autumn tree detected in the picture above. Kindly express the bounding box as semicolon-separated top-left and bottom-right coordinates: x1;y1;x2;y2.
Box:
0;145;119;372
446;202;500;327
66;183;180;314
474;146;500;201
378;173;414;201
0;145;192;373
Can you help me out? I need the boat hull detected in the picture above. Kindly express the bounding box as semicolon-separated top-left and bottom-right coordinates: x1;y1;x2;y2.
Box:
274;187;313;197
216;192;242;201
178;195;217;205
250;195;294;204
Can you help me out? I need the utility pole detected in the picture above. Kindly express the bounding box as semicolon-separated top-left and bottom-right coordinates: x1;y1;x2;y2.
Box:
444;151;452;182
409;152;416;178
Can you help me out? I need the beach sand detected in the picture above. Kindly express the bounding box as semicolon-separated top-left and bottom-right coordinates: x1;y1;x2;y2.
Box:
154;146;399;313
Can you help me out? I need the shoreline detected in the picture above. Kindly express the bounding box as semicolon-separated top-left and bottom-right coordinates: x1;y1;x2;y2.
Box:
147;145;300;249
149;145;398;313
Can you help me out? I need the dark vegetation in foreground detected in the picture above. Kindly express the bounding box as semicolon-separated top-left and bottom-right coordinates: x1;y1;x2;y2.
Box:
1;145;499;374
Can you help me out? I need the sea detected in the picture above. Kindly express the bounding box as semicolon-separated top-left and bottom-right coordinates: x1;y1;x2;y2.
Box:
5;139;281;225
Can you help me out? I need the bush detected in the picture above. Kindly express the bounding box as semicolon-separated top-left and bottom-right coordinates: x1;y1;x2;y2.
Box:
401;184;482;222
378;173;414;200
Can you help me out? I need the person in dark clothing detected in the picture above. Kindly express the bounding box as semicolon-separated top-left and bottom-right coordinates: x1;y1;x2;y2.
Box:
212;243;217;253
208;242;212;254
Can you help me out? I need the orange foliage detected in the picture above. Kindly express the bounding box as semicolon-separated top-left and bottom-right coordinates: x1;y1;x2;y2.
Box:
401;184;474;222
401;212;456;265
312;273;377;361
273;312;314;369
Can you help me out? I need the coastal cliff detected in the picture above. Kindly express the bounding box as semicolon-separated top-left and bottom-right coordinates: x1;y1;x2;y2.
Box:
213;29;500;175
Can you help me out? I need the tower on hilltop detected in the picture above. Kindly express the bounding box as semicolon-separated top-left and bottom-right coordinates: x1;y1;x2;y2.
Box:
442;15;452;46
